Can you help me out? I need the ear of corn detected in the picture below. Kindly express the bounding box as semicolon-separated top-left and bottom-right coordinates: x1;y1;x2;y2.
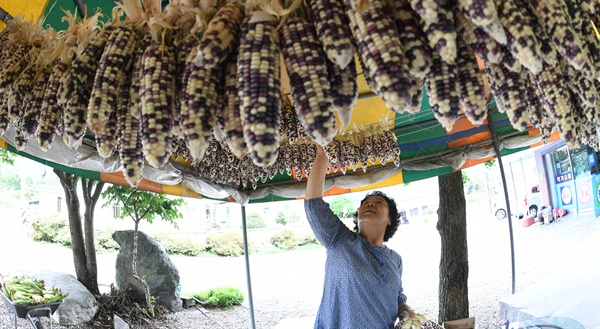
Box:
130;33;154;120
513;0;558;66
500;47;522;73
0;98;8;136
523;73;543;127
495;0;543;74
457;0;507;44
387;0;433;77
193;2;245;68
306;0;355;68
562;0;583;32
579;11;600;80
238;11;281;167
58;26;115;105
345;0;412;112
421;0;457;64
116;75;144;187
325;55;358;129
36;61;70;151
560;59;597;108
6;61;37;122
410;0;439;23
87;24;138;134
455;36;487;125
281;9;336;146
0;43;32;92
222;51;248;159
453;9;503;64
485;62;530;131
21;67;50;139
140;42;177;169
425;53;460;131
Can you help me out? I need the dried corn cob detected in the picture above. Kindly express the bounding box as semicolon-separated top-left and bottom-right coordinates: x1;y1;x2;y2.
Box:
421;0;457;64
457;0;507;44
530;63;578;146
500;47;522;73
562;0;583;31
561;59;597;107
405;77;424;113
62;93;88;148
174;35;199;138
13;116;29;151
529;0;595;79
0;98;9;136
222;52;247;159
21;67;50;139
453;9;503;64
95;107;118;158
0;43;32;92
87;24;138;134
387;0;433;77
523;74;543;127
280;94;300;145
580;11;600;79
281;8;336;146
455;36;487;125
6;61;37;122
194;2;244;68
495;0;543;74
486;62;530;131
513;0;558;66
307;0;355;68
36;61;69;151
410;0;439;22
131;33;154;119
425;53;460;131
117;79;144;187
140;42;177;168
345;0;412;112
238;11;281;167
183;63;223;162
58;26;115;105
325;56;358;129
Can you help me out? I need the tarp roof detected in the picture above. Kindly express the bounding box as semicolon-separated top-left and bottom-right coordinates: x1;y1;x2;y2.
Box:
0;0;561;204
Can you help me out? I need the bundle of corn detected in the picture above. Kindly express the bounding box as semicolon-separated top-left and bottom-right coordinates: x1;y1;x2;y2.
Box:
238;2;281;167
420;0;457;64
457;0;506;44
344;0;413;113
35;11;96;152
281;2;336;146
306;0;354;69
386;0;433;78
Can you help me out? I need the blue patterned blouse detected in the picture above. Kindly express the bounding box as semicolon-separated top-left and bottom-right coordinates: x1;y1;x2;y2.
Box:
304;197;407;329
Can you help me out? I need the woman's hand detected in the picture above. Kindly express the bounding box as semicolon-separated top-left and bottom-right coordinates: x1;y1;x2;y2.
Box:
305;144;329;199
398;302;415;319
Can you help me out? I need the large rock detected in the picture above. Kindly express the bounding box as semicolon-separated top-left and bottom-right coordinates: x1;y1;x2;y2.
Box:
33;271;97;326
112;230;182;312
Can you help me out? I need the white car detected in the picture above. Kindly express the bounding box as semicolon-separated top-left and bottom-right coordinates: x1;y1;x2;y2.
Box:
493;189;542;220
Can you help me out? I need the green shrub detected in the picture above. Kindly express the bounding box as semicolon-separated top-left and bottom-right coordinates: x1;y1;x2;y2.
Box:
296;229;319;246
55;226;72;247
30;214;67;243
95;227;120;251
246;212;266;229
192;287;244;309
275;211;300;225
155;234;204;256
205;231;250;257
270;230;297;250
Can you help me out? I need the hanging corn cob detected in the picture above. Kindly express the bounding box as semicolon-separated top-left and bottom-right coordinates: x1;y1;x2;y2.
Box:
485;62;530;131
306;0;354;68
6;60;38;122
87;23;139;134
580;11;600;79
425;53;460;131
409;0;439;23
345;0;412;112
281;4;336;146
36;61;69;151
387;0;433;78
495;0;543;74
95;108;119;158
238;10;281;167
0;99;9;136
116;77;144;187
0;43;33;93
130;33;154;120
21;67;50;139
513;0;558;66
562;0;583;32
523;74;543;127
183;62;223;162
194;2;245;68
405;77;424;113
529;0;595;80
453;9;503;64
455;36;487;125
325;57;357;130
222;51;248;159
279;94;299;145
457;0;506;44
500;47;522;73
530;64;579;146
561;59;597;108
421;0;457;64
140;41;177;169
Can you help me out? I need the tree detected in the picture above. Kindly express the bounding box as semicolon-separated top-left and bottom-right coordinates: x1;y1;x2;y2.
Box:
437;171;469;323
329;196;356;219
0;148;15;165
246;211;266;229
102;185;185;309
54;169;105;295
275;211;300;225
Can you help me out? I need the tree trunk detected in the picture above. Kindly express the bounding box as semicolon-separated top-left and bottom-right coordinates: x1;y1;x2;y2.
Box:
133;220;140;275
81;178;104;295
437;171;469;323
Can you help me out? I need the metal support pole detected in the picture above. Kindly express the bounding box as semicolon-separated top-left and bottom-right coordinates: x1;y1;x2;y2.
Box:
0;6;14;23
74;0;89;19
487;114;517;294
241;206;256;329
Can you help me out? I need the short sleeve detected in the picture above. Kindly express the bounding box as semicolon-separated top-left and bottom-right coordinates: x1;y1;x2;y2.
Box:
304;197;352;248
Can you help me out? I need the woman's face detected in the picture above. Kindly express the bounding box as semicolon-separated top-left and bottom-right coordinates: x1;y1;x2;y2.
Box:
358;196;391;228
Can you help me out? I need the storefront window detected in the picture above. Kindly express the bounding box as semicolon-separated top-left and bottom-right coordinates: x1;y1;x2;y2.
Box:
552;147;571;175
571;145;590;179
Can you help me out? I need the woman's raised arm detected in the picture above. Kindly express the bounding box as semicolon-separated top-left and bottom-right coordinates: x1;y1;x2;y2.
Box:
305;144;329;199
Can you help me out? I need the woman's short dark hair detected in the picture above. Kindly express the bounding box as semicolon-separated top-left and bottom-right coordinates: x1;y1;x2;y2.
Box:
352;191;401;242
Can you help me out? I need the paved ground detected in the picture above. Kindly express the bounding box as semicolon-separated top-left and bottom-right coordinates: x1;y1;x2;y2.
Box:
1;206;599;329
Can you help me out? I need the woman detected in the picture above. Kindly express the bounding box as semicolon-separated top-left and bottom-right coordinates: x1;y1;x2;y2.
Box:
305;145;414;329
